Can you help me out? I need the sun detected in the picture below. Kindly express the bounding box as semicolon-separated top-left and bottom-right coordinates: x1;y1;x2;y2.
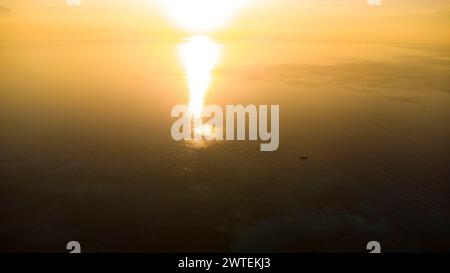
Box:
158;0;249;33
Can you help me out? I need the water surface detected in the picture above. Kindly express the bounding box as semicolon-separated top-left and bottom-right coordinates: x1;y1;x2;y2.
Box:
1;39;449;252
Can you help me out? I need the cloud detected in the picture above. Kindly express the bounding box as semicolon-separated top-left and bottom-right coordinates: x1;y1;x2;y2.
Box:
220;55;450;94
0;6;11;14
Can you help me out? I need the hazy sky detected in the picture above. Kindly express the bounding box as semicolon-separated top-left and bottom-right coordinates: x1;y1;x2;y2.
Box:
1;0;449;43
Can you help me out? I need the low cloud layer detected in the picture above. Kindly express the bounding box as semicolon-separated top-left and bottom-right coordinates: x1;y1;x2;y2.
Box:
0;6;11;14
220;54;450;94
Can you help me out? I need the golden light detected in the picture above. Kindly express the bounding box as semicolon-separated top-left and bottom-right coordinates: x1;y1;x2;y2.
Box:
158;0;249;33
178;35;222;118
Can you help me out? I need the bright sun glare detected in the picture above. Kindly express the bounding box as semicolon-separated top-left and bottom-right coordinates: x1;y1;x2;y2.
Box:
159;0;248;33
179;35;222;118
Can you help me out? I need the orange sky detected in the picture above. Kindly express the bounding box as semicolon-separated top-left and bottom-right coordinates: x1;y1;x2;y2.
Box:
1;0;449;43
